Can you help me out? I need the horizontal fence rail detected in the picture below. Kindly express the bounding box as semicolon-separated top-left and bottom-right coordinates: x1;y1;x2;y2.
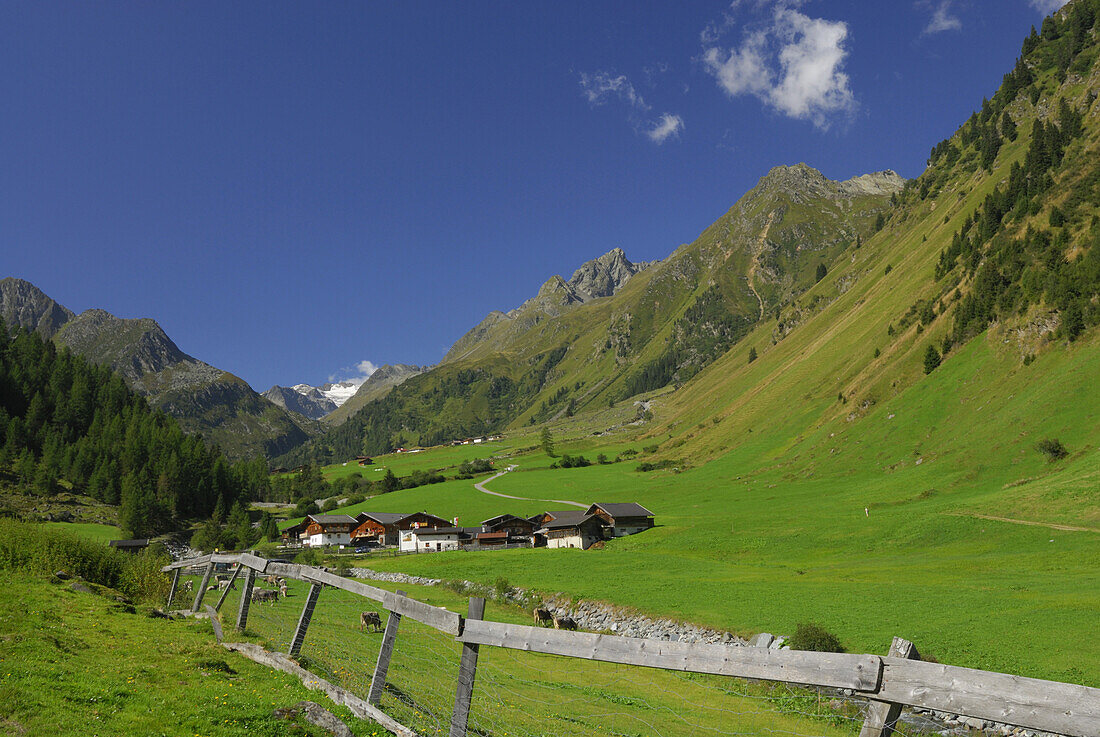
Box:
163;553;1100;737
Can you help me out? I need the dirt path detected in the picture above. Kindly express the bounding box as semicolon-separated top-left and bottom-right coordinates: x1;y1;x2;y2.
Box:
744;212;777;322
949;512;1100;533
473;470;589;509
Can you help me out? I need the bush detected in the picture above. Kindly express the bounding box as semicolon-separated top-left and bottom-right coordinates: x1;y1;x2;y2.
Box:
558;454;592;468
293;547;322;566
0;519;170;602
788;623;844;653
1036;438;1068;462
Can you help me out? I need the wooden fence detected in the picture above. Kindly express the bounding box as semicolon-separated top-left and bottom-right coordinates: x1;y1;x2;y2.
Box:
163;552;1100;737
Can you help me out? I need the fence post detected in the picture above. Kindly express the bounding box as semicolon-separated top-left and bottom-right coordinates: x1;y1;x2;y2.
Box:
288;582;323;657
214;563;242;612
368;589;405;705
859;637;920;737
191;562;214;613
236;566;255;631
166;568;181;610
449;597;485;737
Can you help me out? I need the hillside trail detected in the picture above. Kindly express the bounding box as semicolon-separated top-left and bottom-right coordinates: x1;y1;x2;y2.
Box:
948;512;1100;533
473;470;588;509
743;211;776;322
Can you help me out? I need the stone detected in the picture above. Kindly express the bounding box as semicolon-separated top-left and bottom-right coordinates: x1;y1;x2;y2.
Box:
273;701;354;737
69;582;94;594
748;632;775;648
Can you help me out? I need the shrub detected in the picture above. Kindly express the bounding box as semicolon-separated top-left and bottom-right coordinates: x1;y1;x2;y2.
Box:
788;623;845;653
293;547;322;566
0;519;169;602
1036;438;1068;462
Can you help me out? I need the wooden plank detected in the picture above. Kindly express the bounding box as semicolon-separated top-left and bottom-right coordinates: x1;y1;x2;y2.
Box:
214;564;242;612
302;569;387;603
859;637;918;737
384;591;462;636
459;620;882;691
265;561;309;582
222;642;417;737
449;598;485;737
205;605;224;643
368;589;404;705
163;553;211;571
236;567;255;631
873;657;1100;737
165;568;181;610
191;562;214;613
210;553;238;564
288;582;322;657
238;552;269;572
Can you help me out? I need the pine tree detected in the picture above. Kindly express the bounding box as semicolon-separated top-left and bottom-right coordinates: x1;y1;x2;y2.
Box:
748;347;758;364
540;427;556;458
923;345;942;374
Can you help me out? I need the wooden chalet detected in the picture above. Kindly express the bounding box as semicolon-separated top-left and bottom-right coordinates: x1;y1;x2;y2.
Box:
281;519;310;546
586;502;655;537
351;511;454;550
536;510;608;550
481;514;537;537
351;512;410;547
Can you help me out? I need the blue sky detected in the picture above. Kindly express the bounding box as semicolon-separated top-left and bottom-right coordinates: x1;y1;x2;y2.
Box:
1;0;1069;391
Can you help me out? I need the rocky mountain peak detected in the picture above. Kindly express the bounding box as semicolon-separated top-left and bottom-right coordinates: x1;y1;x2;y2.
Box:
0;277;76;337
567;247;646;301
751;163;905;204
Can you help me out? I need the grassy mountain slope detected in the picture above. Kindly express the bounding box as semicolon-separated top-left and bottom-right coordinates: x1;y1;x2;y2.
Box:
285;167;901;463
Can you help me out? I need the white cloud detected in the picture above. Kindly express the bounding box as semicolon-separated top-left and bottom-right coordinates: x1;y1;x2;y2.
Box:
703;5;855;129
646;114;685;143
923;1;962;34
579;70;684;144
1028;0;1069;14
329;359;378;386
579;72;648;110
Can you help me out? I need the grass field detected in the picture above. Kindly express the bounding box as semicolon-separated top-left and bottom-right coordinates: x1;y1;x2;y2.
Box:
204;572;908;737
39;521;123;545
0;572;383;737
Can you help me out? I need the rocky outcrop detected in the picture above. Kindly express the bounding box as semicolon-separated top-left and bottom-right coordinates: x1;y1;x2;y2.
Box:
566;247;650;302
443;247;649;363
263;385;339;421
0;277;75;337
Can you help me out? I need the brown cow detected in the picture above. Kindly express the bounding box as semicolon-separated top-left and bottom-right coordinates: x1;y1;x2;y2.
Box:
553;615;577;631
252;588;278;604
360;611;383;632
533;608;553;627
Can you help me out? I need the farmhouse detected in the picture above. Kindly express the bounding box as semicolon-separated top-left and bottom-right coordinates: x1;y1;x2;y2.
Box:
303;514;357;547
481;514;537;537
586;502;655;537
351;512;410;547
536;510;608;550
399;526;475;553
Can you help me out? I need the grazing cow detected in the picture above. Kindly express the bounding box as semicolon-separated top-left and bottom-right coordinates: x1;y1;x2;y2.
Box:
533;608;553;627
360;611;383;632
279;583;289;598
218;578;232;591
553;615;577;631
264;575;279;585
252;588;278;604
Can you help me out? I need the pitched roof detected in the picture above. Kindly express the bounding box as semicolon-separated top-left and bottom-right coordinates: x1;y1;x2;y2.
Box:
410;526;470;537
108;539;149;548
482;513;531;527
307;514;358;525
542;511;604;529
588;502;654;518
355;512;412;525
